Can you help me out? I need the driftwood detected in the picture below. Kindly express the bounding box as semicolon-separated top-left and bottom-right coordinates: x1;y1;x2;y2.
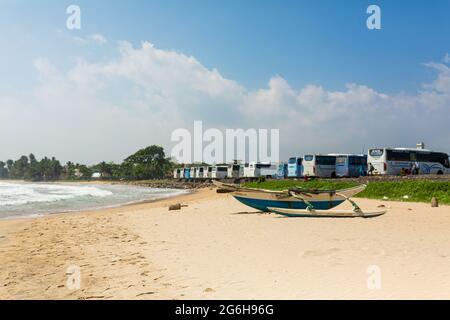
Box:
168;203;188;211
216;188;234;194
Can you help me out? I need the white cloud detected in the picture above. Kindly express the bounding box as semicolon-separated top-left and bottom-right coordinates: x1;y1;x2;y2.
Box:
89;34;107;44
444;53;450;64
0;42;449;164
58;31;107;46
424;62;450;94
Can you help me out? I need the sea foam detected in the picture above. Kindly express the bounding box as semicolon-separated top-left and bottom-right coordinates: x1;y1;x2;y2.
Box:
0;182;185;219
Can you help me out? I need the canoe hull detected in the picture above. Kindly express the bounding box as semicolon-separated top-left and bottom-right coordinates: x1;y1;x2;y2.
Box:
268;207;386;218
234;195;344;212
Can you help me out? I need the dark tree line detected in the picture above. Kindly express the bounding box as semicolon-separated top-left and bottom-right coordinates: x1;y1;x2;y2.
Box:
0;154;62;181
0;145;174;181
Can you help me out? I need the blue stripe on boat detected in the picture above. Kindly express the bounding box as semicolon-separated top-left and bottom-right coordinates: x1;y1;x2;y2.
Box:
233;196;344;212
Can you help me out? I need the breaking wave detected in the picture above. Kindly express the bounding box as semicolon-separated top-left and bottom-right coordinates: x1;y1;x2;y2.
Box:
0;182;186;219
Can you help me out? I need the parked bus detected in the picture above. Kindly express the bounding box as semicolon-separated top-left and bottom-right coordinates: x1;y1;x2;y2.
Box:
246;162;279;178
183;168;190;179
189;167;197;179
227;163;244;179
195;167;207;179
243;163;250;178
287;157;303;178
303;155;337;178
335;155;367;177
276;163;288;179
205;166;213;178
367;147;450;175
173;168;182;179
211;165;228;179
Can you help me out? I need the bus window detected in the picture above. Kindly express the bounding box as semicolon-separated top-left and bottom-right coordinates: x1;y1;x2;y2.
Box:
288;158;296;164
349;157;358;165
349;156;366;165
336;156;347;165
316;156;336;166
417;152;449;167
387;150;410;161
304;155;314;162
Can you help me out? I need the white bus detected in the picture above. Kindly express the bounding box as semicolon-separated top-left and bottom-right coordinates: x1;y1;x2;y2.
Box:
211;165;228;179
195;167;208;179
189;167;197;179
303;155;337;178
367;148;449;175
243;163;250;178
246;162;279;178
227;163;244;179
205;166;213;178
173;168;181;179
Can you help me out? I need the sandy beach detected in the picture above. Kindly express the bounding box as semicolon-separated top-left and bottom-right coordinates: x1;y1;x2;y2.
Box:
1;187;450;300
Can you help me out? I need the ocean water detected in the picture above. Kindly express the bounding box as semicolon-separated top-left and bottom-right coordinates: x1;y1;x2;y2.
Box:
0;181;187;220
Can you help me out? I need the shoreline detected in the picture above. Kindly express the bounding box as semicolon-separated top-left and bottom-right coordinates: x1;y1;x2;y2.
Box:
0;181;195;222
2;186;450;299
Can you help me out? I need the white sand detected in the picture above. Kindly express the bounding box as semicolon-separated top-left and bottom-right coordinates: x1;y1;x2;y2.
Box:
1;188;450;299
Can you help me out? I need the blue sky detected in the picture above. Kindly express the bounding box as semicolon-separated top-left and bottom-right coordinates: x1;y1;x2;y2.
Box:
1;0;449;92
1;0;449;163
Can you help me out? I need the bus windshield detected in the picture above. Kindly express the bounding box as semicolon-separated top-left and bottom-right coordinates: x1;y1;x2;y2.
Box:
256;163;272;169
336;156;347;164
369;149;384;157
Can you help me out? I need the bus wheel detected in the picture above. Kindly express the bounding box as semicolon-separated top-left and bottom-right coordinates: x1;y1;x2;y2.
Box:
437;170;443;175
331;172;336;179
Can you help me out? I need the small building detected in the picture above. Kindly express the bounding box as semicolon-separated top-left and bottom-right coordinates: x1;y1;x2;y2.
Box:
91;172;101;179
74;168;83;178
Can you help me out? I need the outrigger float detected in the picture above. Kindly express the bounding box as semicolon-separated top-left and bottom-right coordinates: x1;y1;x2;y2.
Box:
213;181;386;218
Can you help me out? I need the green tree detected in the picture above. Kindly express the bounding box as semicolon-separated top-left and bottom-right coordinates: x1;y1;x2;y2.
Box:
0;161;8;178
77;165;92;180
26;153;42;181
123;145;171;180
63;161;76;180
9;155;29;179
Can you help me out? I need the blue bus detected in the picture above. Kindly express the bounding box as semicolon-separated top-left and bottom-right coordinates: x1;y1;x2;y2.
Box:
335;155;368;177
276;163;288;179
287;157;303;178
183;168;191;179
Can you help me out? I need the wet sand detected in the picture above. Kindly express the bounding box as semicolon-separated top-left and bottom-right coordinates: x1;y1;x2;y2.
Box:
1;188;450;299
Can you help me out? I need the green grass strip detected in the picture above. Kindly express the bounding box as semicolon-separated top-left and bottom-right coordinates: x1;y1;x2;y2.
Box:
243;180;450;205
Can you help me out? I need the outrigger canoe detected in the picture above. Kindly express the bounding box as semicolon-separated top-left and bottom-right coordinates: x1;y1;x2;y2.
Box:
213;181;386;218
267;207;386;218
